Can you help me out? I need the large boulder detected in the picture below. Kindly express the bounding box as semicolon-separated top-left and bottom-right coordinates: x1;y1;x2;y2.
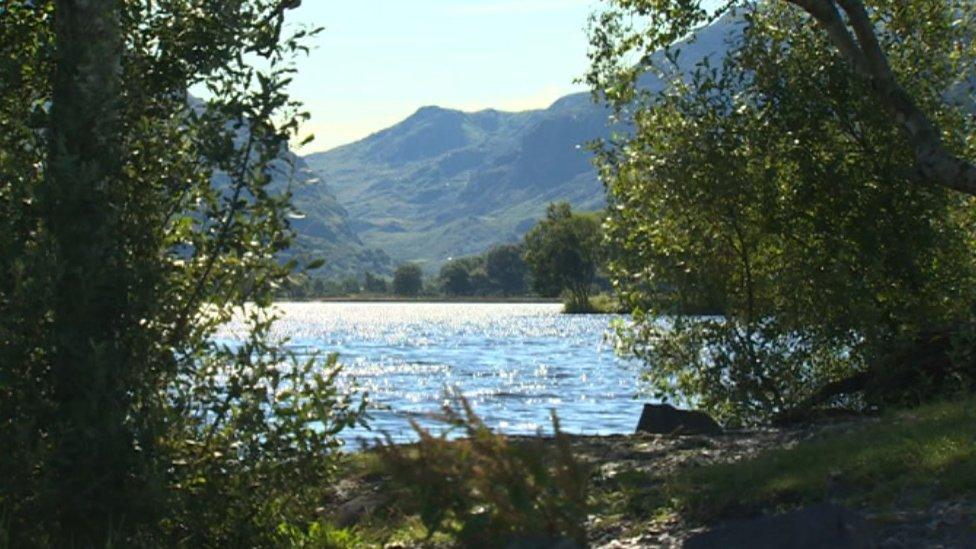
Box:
635;404;722;436
684;503;872;549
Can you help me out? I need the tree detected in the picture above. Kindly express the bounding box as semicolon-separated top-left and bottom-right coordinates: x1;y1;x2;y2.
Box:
364;271;389;293
341;276;361;294
523;203;601;308
393;263;424;296
312;278;326;296
469;270;493;296
440;260;474;296
1;1;363;545
590;0;976;195
42;0;132;537
784;0;976;195
588;1;976;423
484;244;528;296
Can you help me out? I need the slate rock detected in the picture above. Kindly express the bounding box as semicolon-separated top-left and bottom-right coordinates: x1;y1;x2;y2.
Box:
504;537;582;549
684;503;872;549
635;404;722;436
333;492;389;527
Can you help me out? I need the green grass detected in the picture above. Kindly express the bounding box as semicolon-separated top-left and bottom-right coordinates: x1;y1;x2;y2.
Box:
666;396;976;521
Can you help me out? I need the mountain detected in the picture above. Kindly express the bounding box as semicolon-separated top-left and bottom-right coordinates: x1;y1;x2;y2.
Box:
191;94;391;279
304;99;608;269
302;13;742;271
281;154;391;277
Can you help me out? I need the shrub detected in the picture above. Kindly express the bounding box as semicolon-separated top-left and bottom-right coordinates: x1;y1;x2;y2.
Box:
160;329;367;546
377;396;590;547
276;521;363;548
563;296;597;315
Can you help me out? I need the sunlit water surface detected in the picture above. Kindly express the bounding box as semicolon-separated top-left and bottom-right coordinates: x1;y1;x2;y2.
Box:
220;302;643;445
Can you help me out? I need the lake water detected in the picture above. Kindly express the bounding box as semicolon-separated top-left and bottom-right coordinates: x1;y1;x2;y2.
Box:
233;302;645;445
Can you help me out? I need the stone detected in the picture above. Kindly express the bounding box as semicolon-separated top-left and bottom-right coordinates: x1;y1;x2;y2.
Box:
504;537;582;549
333;492;389;527
684;503;873;549
635;404;722;436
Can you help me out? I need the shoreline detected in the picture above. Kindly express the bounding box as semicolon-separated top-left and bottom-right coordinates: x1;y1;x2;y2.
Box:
276;296;564;304
328;401;976;547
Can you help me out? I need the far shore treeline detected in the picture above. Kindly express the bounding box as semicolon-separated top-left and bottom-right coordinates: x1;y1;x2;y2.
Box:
280;202;725;315
277;203;618;310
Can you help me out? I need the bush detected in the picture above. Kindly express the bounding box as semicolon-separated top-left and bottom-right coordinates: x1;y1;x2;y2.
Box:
161;330;366;546
562;296;597;314
563;293;627;314
377;396;590;547
276;521;363;548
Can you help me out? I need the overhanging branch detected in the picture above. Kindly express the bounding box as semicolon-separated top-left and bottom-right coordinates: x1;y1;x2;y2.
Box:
783;0;976;196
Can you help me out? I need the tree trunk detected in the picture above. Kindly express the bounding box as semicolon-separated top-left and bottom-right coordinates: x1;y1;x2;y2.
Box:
786;0;976;196
775;328;973;424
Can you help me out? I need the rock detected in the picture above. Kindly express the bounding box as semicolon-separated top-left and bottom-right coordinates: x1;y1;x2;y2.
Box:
504;537;582;549
635;404;722;436
333;492;389;527
684;503;872;549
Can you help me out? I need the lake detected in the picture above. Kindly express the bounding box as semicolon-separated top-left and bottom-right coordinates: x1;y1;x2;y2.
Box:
229;302;645;445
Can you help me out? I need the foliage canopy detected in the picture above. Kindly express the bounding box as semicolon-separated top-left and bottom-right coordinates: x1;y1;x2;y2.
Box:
588;0;976;423
523;203;602;309
394;263;425;296
484;244;529;297
0;0;363;544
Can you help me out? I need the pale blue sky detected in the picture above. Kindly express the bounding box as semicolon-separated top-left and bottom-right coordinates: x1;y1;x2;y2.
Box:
289;0;721;153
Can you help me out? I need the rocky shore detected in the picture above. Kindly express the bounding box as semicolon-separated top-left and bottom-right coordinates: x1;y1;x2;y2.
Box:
326;409;976;548
547;429;806;547
565;428;975;548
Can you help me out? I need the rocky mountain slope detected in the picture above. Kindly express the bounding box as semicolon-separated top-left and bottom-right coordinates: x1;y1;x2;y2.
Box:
280;154;391;278
302;13;743;271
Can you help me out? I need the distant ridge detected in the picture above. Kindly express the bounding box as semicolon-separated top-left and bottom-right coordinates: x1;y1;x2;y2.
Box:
300;13;743;271
195;92;391;278
285;153;391;277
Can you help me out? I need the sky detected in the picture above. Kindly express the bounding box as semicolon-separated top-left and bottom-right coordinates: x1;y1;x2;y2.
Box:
287;0;722;153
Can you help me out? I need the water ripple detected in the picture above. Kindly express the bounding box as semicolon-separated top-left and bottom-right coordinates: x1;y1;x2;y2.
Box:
219;302;643;443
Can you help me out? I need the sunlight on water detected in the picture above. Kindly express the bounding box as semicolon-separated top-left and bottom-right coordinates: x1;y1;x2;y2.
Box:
220;302;643;444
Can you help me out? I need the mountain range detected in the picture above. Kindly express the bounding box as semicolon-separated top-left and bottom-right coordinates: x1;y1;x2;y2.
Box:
302;94;608;270
297;13;742;275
